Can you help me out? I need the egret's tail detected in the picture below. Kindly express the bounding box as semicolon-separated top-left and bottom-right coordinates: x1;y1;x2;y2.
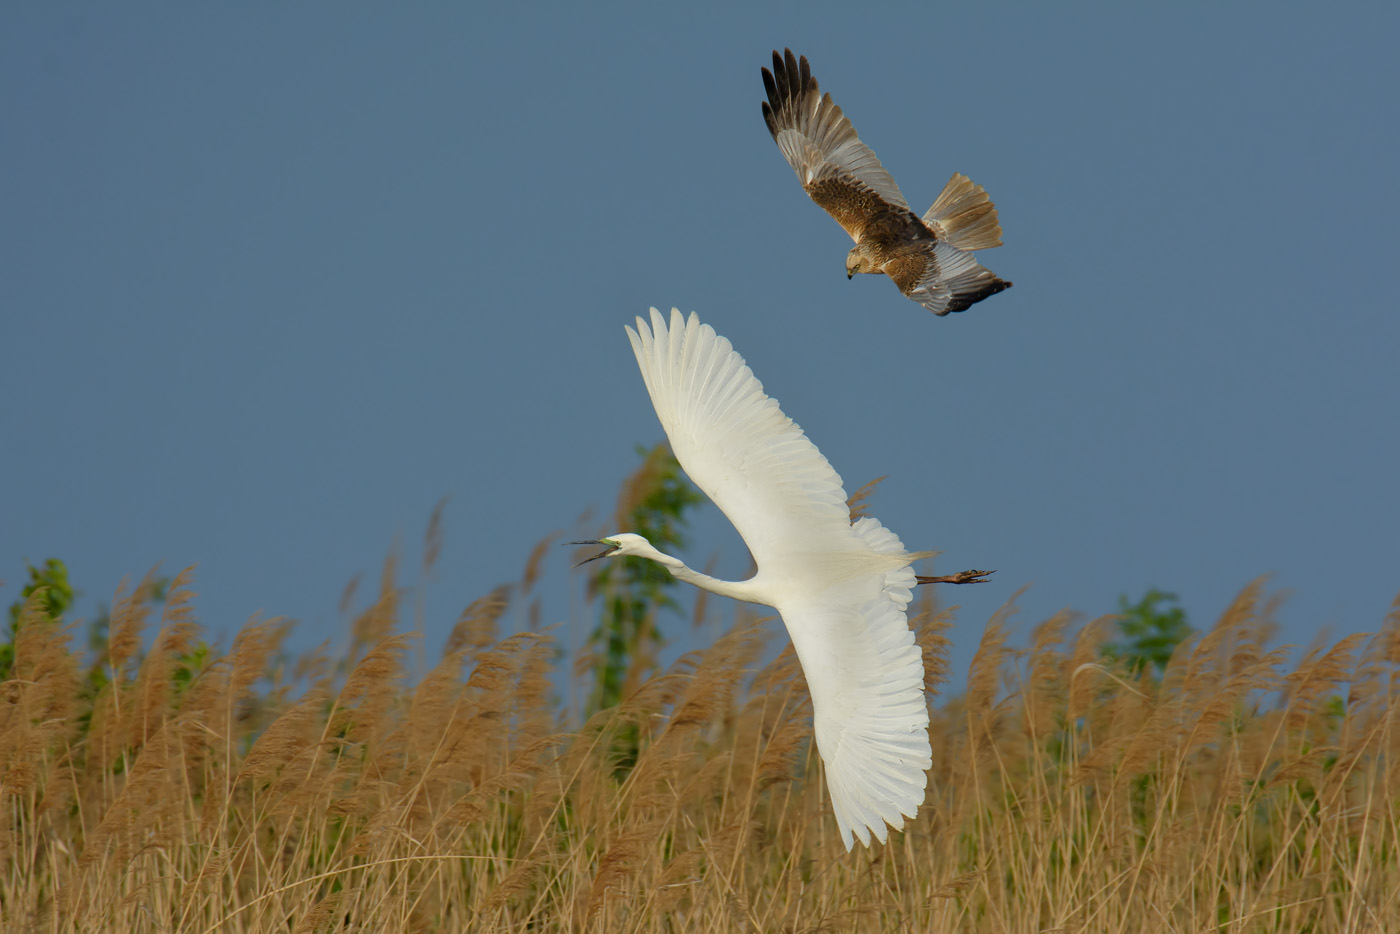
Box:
922;172;1004;251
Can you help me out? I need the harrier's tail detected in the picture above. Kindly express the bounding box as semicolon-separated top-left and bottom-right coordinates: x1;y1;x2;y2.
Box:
921;172;1003;251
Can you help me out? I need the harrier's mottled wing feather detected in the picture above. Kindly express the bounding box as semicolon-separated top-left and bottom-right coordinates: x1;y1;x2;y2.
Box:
891;241;1014;316
762;49;912;242
803;178;921;246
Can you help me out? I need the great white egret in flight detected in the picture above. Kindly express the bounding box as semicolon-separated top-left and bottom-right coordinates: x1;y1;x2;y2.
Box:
572;308;991;849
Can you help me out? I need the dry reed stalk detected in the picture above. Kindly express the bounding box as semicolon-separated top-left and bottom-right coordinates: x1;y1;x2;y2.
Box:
289;887;349;934
105;569;162;679
238;691;326;787
1025;609;1073;745
127;568;200;750
962;594;1019;804
444;586;509;660
1282;632;1367;733
1184;578;1266;702
348;553;401;663
407;648;467;775
2;593;79;794
845;475;887;523
7;555;1400;934
913;601;955;702
519;532;556;597
1377;591;1400;668
745;683;811;796
80;719;183;869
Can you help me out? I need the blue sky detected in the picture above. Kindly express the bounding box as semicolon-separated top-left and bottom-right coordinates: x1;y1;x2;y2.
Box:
4;5;1398;685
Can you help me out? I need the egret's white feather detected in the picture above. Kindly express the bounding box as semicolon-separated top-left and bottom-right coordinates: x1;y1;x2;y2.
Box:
622;308;932;850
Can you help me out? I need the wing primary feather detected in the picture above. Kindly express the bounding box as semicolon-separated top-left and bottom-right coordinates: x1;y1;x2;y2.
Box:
784;48;802;101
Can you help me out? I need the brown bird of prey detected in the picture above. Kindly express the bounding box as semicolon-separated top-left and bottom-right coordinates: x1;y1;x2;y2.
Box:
762;49;1012;315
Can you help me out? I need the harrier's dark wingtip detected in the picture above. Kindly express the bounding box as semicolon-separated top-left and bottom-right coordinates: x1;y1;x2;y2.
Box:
765;49;821;133
773;48;812;102
942;278;1013;316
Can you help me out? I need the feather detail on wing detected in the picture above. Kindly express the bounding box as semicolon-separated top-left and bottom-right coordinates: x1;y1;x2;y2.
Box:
889;241;1014;316
783;587;931;850
922;172;1004;251
851;516;923;609
762;49;914;243
626;308;856;571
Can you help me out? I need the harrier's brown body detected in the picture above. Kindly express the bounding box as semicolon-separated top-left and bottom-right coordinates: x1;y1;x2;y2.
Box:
762;49;1012;315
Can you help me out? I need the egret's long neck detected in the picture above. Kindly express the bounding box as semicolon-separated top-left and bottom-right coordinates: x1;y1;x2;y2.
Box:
644;548;766;605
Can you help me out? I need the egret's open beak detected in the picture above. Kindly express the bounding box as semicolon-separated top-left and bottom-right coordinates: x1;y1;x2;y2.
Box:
566;539;618;568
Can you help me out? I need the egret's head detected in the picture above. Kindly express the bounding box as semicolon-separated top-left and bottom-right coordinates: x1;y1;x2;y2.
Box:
566;533;652;567
845;245;874;278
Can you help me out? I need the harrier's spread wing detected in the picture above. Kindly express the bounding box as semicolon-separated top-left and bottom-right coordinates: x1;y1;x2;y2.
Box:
762;49;921;245
886;241;1014;316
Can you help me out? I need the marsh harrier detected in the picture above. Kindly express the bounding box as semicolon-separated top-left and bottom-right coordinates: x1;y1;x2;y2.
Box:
762;49;1012;315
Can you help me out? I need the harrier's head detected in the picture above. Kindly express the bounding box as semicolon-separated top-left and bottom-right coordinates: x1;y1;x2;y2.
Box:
846;244;878;278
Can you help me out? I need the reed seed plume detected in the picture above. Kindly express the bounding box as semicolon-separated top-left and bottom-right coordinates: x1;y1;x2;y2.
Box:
520;532;556;596
845;475;887;523
444;585;509;659
423;496;449;577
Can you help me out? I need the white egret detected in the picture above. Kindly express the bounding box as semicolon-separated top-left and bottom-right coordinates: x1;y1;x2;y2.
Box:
572;308;991;849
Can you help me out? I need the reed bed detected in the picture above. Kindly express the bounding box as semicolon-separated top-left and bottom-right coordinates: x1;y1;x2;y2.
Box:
3;560;1399;933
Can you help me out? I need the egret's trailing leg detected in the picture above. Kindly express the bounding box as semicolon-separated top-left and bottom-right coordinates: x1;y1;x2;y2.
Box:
916;569;995;585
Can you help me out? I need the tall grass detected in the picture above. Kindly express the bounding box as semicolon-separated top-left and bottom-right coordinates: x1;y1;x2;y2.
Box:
3;556;1399;931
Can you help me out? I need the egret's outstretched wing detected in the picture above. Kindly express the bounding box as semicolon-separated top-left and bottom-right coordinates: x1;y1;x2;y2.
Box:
784;589;930;850
626;308;856;573
761;49;917;244
781;515;930;850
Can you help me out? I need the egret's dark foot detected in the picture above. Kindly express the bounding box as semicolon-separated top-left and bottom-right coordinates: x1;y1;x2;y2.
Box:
916;569;995;585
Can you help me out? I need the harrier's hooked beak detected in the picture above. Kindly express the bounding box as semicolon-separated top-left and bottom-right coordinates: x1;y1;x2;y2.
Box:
847;271;854;280
566;539;619;568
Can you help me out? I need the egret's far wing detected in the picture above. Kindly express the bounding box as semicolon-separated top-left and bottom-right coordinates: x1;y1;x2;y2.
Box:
626;308;853;571
782;586;931;850
761;49;912;243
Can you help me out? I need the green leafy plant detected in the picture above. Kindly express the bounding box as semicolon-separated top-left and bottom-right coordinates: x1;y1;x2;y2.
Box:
584;443;703;714
1;558;75;680
1102;587;1193;677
